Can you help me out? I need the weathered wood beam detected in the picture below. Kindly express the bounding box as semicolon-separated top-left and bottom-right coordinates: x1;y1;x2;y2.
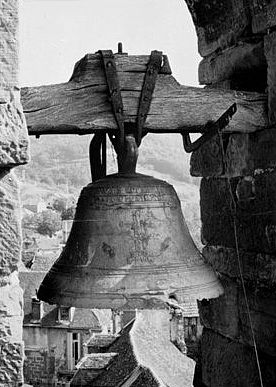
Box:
21;53;268;136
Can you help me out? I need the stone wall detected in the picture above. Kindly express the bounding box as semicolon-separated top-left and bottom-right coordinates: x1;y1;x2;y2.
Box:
185;1;276;386
23;348;55;387
0;0;29;385
0;1;275;385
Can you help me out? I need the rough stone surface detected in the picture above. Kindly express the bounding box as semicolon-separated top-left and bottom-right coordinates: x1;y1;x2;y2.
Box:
0;1;26;385
0;0;18;95
199;40;266;91
0;99;29;168
201;328;276;387
199;276;276;356
200;171;276;253
24;348;56;387
0;272;23;332
185;0;250;56
0;340;24;385
203;245;276;288
190;133;224;177
0;0;29;168
191;129;276;178
251;0;276;33
0;171;22;278
0;270;24;386
264;31;276;125
184;1;276;386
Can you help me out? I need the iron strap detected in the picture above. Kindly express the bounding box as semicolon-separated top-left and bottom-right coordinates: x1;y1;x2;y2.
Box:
136;50;163;146
99;50;125;153
182;103;237;153
89;133;106;182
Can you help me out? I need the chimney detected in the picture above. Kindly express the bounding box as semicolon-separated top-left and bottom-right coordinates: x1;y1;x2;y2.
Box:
112;310;122;334
31;297;44;321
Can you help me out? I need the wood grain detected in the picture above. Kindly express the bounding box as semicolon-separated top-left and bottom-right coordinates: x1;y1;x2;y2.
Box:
21;53;268;136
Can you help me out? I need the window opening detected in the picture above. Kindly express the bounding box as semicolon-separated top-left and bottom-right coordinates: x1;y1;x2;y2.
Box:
72;332;81;365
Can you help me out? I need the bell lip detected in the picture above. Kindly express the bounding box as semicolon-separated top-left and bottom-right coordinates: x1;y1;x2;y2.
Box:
37;277;224;310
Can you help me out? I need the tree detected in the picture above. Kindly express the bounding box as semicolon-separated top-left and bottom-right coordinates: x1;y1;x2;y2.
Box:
52;196;68;213
35;210;62;237
61;206;76;221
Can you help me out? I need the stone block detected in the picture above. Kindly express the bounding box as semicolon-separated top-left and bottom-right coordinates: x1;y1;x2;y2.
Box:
0;339;24;385
190;133;224;177
0;0;18;94
251;0;276;33
191;129;276;178
203;245;276;288
0;100;29;168
200;171;276;253
199;41;266;91
0;0;29;167
264;31;276;125
201;328;276;387
200;276;239;339
0;171;22;278
185;0;250;56
0;272;23;342
199;276;276;356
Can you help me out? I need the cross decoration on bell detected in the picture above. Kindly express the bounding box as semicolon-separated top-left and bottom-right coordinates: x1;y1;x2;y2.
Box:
37;47;223;310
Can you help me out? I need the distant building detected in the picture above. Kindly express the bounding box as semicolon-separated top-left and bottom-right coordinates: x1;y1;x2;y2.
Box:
169;299;202;360
75;310;196;387
23;198;47;214
19;271;102;387
68;307;199;387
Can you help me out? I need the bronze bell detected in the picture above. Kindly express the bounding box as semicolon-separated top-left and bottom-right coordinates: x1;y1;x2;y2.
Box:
38;136;223;309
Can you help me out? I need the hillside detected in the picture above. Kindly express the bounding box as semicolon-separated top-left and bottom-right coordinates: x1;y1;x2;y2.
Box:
17;133;202;246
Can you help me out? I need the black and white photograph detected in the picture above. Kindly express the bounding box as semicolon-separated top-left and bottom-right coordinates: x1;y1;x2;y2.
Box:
0;0;274;386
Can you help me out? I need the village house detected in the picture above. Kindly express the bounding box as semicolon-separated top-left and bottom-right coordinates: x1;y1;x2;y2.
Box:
23;198;48;214
19;251;137;387
66;304;201;387
70;310;196;387
19;269;102;386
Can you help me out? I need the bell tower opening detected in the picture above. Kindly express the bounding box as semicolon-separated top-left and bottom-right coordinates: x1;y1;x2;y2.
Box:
16;1;221;386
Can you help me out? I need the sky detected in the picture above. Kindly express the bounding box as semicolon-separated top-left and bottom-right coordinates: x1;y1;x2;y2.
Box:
19;0;200;87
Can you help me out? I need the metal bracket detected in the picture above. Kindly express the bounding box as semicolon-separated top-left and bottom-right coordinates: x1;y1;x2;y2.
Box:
136;50;163;146
99;50;125;154
89;133;106;182
182;103;237;153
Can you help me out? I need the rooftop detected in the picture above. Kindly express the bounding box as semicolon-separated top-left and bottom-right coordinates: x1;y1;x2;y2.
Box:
90;310;195;387
19;270;101;331
86;334;117;350
76;353;118;370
